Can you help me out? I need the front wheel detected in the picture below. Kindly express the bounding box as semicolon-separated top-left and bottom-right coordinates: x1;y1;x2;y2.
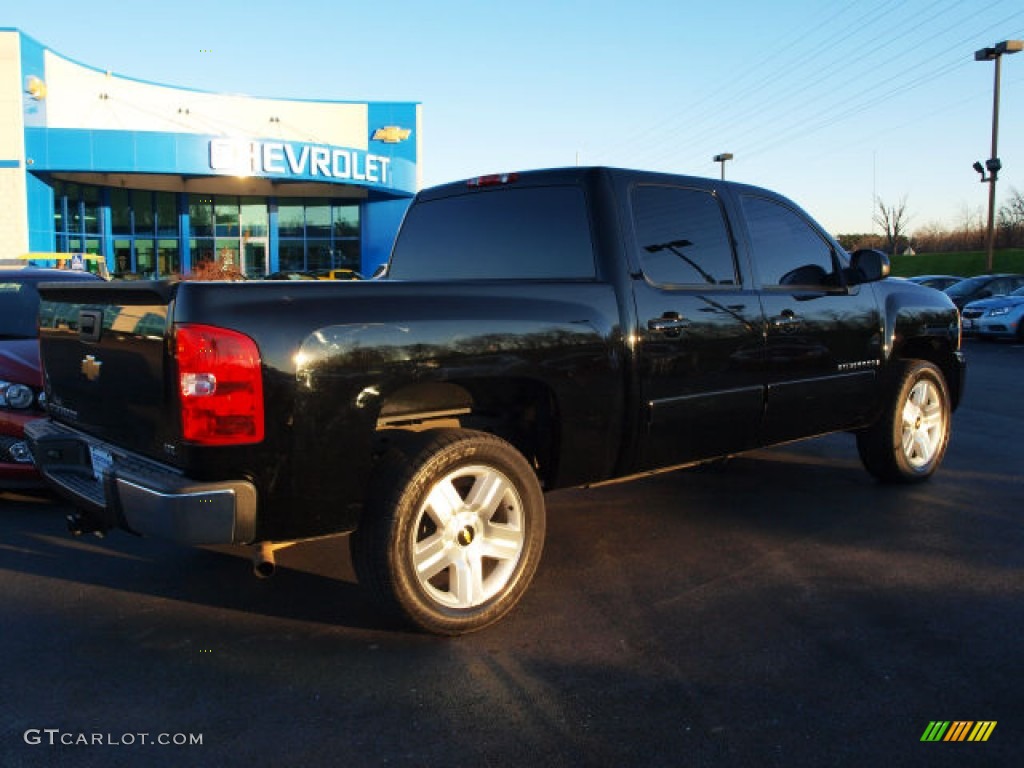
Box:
351;429;546;635
856;360;951;483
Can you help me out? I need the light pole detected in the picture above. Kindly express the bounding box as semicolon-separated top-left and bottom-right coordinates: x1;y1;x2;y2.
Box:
974;40;1022;274
713;153;733;180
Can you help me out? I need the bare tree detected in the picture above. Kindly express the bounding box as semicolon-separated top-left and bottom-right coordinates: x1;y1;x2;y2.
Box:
874;196;912;257
953;202;986;250
998;187;1024;248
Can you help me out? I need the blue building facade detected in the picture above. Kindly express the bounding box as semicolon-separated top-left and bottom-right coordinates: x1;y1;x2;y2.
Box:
0;29;420;278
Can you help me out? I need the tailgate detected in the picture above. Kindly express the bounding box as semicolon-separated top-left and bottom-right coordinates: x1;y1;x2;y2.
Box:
37;280;179;465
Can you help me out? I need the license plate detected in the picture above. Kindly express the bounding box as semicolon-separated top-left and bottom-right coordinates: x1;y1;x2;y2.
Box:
963;319;974;329
89;445;113;480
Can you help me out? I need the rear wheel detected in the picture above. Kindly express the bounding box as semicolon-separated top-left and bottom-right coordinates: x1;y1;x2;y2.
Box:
351;429;545;635
856;360;951;483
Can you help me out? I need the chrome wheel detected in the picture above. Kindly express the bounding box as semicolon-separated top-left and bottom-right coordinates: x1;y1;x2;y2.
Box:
351;429;545;634
857;360;951;484
900;378;946;469
412;465;526;609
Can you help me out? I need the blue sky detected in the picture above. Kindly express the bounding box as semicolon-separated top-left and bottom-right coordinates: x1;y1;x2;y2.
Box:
6;0;1024;235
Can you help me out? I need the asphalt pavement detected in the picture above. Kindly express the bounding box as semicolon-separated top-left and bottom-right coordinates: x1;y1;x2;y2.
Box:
1;339;1021;768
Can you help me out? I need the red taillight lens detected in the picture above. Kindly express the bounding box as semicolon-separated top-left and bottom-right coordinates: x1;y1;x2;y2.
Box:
467;172;519;188
175;324;264;445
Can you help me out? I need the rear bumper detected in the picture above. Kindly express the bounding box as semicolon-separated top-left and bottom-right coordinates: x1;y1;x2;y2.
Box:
24;419;257;545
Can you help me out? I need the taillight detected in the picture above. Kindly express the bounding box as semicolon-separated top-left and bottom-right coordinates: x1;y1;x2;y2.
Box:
175;324;264;445
467;172;519;188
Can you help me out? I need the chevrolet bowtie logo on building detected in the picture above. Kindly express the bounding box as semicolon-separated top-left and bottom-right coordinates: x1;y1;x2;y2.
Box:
81;355;103;382
920;721;997;742
372;126;412;144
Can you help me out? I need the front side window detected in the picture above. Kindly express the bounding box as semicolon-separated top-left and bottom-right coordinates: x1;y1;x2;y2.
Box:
631;185;737;286
389;186;595;280
741;196;838;288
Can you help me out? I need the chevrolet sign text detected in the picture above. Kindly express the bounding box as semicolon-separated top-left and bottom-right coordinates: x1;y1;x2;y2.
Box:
209;139;393;184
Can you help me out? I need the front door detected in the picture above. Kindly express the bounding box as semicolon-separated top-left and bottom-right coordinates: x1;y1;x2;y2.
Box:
629;183;765;470
738;194;883;444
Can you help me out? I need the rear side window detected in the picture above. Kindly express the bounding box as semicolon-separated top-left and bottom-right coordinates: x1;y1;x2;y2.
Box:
388;186;595;280
631;185;738;286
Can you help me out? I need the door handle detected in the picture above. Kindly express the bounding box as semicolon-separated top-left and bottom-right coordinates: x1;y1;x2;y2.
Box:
648;313;691;335
771;310;801;329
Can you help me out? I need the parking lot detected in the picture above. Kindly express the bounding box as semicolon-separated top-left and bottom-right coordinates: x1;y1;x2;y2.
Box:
1;339;1021;768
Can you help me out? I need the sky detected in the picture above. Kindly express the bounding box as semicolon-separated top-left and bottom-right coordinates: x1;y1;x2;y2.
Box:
5;0;1024;236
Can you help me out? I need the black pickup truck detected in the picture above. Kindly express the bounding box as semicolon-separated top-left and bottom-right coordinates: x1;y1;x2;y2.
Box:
27;167;965;634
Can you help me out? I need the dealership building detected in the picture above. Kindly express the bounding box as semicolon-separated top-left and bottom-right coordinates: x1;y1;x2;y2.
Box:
0;28;421;278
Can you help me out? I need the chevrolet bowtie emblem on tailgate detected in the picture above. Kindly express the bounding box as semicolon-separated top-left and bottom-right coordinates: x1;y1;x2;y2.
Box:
81;355;103;382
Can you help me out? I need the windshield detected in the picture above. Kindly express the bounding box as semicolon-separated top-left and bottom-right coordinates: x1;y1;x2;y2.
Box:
0;281;40;338
945;277;987;298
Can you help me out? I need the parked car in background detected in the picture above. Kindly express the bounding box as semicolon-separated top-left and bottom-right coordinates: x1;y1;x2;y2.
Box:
944;273;1024;310
1;267;103;487
905;274;964;291
961;285;1024;341
17;252;111;280
262;271;318;281
314;268;364;280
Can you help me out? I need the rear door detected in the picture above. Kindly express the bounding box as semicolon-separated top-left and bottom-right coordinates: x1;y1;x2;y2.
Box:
737;194;883;444
628;182;765;469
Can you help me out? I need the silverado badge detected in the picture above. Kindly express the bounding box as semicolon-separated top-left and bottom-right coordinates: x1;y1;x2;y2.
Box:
81;355;103;382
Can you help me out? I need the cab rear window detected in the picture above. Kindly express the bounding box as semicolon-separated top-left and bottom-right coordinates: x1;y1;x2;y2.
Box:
388;186;595;280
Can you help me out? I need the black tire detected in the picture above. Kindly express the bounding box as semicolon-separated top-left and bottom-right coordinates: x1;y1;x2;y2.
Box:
350;429;545;635
856;360;951;483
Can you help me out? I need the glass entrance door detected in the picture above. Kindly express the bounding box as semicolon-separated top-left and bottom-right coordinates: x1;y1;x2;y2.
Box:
242;238;269;278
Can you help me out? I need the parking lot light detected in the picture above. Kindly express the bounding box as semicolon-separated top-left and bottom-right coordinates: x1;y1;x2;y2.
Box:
974;40;1022;274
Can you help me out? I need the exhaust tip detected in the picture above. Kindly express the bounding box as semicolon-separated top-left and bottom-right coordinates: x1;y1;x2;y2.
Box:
251;541;295;579
253;558;275;579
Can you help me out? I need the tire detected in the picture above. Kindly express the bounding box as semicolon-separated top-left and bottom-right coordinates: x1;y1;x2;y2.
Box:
856;360;951;483
350;429;545;635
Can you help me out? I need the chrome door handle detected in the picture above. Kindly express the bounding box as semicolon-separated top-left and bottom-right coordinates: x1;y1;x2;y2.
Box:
648;314;691;334
771;311;801;328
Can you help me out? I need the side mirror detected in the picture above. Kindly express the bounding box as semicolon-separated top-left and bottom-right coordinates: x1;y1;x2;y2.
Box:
848;248;891;284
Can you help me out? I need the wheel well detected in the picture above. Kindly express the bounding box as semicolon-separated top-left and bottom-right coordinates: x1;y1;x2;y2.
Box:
895;337;963;409
374;379;560;488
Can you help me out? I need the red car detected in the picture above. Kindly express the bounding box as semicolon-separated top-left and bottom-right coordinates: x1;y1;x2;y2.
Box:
1;267;102;488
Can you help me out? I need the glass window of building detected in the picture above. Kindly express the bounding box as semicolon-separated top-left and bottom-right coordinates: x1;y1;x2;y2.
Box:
83;186;101;235
113;239;132;276
333;205;359;237
278;203;304;237
134;192;155;233
189;238;216;274
215;199;239;237
305;200;330;237
275;199;361;273
307;239;331;271
158;239;180;276
156;193;177;236
136;240;156;278
53;181;64;236
279;241;304;272
189;196;214;237
240;198;268;238
67;183;82;233
111;189;131;234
